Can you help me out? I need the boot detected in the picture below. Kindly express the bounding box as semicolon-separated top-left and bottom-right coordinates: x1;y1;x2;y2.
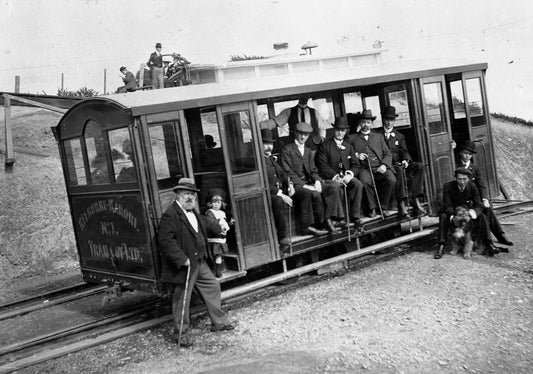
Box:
414;197;427;214
434;244;445;259
398;199;408;217
368;209;377;218
214;262;223;278
325;218;340;233
496;232;513;246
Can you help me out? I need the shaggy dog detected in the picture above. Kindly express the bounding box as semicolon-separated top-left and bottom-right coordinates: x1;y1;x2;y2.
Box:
449;206;475;258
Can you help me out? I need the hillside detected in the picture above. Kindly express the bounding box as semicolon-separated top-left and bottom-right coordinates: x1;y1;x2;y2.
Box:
0;108;532;282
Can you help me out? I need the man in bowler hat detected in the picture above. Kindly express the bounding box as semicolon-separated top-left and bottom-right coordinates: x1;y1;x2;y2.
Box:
377;106;427;215
147;42;164;89
158;178;236;347
456;140;513;247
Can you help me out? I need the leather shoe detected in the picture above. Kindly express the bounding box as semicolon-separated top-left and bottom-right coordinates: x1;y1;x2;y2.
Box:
351;217;361;228
414;197;427;214
434;244;445;259
485;242;499;256
279;237;291;246
172;333;193;347
325;218;340;233
368;209;377;218
211;322;236;332
304;226;328;236
497;233;514;246
398;200;408;217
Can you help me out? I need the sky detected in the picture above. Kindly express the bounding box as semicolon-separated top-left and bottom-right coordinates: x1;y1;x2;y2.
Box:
1;0;533;120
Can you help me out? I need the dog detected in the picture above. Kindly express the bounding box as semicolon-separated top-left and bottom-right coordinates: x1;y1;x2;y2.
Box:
449;206;475;258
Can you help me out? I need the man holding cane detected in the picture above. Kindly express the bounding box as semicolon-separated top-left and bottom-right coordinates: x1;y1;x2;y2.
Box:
158;178;236;348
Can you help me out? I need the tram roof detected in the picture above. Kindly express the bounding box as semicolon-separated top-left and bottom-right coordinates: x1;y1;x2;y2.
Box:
95;58;488;116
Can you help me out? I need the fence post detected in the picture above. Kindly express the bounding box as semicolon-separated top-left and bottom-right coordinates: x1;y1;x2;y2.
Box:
14;76;20;93
3;95;15;170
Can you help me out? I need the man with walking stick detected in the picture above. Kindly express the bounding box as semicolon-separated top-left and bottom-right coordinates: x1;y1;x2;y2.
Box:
349;110;396;218
158;178;236;348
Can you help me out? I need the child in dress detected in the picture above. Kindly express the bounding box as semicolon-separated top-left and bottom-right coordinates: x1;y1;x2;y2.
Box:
205;189;233;277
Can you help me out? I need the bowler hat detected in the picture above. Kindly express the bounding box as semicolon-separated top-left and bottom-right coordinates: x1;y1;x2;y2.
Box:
333;116;349;129
359;109;376;121
204;134;217;148
155;42;162;48
119;66;127;72
382;106;399;120
459;140;477;154
173;177;200;193
295;122;313;133
454;166;473;177
261;128;274;143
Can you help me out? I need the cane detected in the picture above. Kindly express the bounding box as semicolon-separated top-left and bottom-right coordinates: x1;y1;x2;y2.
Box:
367;158;385;220
178;263;191;347
342;180;351;241
400;164;412;233
287;177;293;256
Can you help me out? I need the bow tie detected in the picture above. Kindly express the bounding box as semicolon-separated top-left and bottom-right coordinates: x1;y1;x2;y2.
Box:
385;132;395;139
186;209;193;212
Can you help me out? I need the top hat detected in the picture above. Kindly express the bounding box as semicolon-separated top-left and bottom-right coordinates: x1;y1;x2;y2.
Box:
333;116;349;129
155;43;162;48
295;122;313;133
359;109;376;121
261;128;274;142
459;140;477;154
454;166;473;177
382;106;399;120
119;66;127;72
173;177;200;193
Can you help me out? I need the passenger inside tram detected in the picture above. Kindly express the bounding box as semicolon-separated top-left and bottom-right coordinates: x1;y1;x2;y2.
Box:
116;138;137;183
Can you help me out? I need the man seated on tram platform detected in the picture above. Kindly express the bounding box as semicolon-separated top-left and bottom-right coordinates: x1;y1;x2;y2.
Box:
315;116;364;227
116;138;136;183
376;106;427;215
348;110;396;218
279;122;342;235
260;95;328;152
455;140;513;248
261;128;294;246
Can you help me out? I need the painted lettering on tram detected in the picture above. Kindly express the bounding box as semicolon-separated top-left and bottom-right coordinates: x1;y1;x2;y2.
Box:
78;199;138;231
87;240;143;263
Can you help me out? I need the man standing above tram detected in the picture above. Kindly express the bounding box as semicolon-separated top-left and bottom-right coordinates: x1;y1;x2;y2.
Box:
280;122;341;235
456;140;513;247
261;128;294;247
315;116;364;227
147;42;164;89
261;95;328;151
377;106;427;215
348;110;396;218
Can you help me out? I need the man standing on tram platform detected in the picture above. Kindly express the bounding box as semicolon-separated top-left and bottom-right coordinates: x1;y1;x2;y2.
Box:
147;42;164;89
377;106;427;215
158;178;236;347
456;140;513;248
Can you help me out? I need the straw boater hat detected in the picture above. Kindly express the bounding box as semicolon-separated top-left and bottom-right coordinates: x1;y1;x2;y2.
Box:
459;140;477;154
173;177;200;193
261;128;274;142
295;122;313;133
454;166;473;177
332;116;349;129
382;106;399;120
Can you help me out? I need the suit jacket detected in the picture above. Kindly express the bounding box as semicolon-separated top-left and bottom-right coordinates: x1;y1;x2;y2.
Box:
376;128;411;164
315;137;361;180
122;71;137;91
348;131;393;171
441;180;483;217
158;201;221;284
457;161;488;201
265;155;289;195
148;52;163;68
280;142;323;188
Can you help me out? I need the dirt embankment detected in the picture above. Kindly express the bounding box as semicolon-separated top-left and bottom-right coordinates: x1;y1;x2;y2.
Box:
0;108;532;282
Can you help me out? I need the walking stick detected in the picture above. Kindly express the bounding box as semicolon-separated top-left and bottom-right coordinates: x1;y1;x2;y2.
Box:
367;158;385;220
401;164;412;233
178;263;191;347
287;177;293;256
342;179;351;241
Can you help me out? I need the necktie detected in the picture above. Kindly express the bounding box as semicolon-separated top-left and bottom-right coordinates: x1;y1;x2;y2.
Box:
364;135;369;141
385;133;390;140
300;108;305;123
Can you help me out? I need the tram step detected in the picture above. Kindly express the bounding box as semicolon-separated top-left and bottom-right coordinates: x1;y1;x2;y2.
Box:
222;253;240;272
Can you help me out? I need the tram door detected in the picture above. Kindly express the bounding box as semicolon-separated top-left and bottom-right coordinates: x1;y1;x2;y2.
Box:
419;76;454;211
216;102;278;269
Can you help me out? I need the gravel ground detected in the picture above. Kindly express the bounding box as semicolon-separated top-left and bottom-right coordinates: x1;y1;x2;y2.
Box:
18;213;532;374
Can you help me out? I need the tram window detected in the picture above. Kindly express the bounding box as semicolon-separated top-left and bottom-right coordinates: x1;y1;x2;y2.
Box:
85;120;110;184
148;123;182;189
449;80;466;119
423;82;446;134
387;87;411;127
64;138;87;186
363;95;383;128
272;96;334;136
108;128;136;183
256;104;269;122
344;91;364;114
223;110;257;174
466;78;485;126
273;100;297;137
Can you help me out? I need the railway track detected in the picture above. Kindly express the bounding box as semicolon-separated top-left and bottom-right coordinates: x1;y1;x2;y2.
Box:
0;201;531;373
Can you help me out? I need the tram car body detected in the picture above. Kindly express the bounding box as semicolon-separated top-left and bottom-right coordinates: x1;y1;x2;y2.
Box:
53;55;499;295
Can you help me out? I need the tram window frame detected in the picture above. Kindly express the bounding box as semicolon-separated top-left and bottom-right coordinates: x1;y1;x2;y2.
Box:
108;128;137;184
384;83;412;128
465;77;485;127
84;119;112;185
223;109;258;175
64;137;87;186
423;82;447;135
147;122;183;190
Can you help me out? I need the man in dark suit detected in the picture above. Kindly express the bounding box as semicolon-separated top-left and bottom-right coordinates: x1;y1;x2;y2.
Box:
117;66;137;93
262;128;294;245
280;122;339;235
316;116;363;226
456;140;513;247
158;178;236;347
349;109;396;218
435;167;497;259
377;106;426;215
147;42;164;89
